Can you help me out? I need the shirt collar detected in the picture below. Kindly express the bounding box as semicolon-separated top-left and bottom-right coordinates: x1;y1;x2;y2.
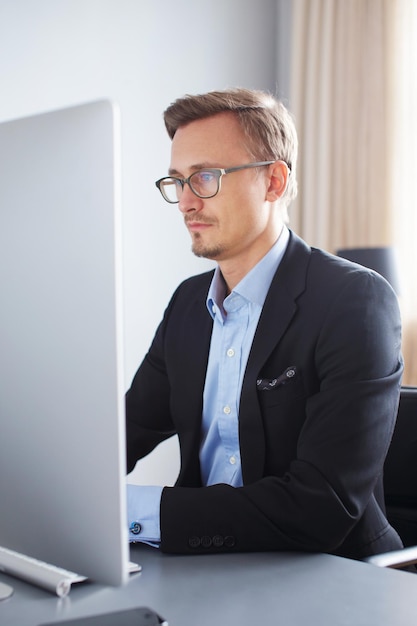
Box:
206;225;290;320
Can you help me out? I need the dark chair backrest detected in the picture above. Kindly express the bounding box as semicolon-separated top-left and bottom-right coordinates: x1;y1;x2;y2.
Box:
383;386;417;547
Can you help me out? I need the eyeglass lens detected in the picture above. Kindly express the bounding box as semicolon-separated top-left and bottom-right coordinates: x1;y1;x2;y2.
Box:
161;170;220;203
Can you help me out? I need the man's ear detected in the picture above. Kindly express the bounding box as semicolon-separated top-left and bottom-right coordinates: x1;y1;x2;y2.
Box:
265;160;289;201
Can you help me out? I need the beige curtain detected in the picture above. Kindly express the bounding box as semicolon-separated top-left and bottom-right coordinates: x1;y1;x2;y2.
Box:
289;0;417;385
390;0;417;385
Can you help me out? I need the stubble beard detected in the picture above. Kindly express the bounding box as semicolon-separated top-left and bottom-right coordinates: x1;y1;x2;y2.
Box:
190;232;224;260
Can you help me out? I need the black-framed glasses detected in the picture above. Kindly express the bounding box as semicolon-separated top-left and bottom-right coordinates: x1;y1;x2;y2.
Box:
155;161;276;204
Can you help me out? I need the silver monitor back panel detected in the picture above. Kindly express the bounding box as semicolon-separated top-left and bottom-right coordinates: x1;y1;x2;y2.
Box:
0;101;129;586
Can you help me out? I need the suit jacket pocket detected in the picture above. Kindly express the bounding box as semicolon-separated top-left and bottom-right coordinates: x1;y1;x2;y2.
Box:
257;367;305;409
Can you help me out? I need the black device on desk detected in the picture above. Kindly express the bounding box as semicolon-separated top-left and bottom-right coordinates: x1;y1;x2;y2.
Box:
39;607;167;626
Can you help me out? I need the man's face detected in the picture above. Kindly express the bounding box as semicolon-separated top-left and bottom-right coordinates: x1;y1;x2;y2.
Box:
169;112;282;272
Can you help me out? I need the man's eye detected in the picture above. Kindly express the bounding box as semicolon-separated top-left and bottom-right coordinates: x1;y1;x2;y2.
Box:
196;171;215;183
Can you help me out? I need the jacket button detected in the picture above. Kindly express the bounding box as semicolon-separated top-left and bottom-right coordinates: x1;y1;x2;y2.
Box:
212;535;224;547
201;535;212;548
224;535;236;548
188;536;201;548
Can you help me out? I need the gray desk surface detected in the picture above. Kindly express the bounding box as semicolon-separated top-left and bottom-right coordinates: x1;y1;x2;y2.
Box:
1;545;417;626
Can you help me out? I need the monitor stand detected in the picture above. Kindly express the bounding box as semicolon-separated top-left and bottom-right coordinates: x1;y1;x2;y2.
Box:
0;581;14;600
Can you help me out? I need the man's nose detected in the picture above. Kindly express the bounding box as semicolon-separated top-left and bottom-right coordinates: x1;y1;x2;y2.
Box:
178;183;204;214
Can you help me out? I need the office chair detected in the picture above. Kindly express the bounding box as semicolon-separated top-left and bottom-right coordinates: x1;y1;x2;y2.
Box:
366;386;417;569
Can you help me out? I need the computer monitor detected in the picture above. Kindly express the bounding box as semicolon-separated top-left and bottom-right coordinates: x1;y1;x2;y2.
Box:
0;101;130;588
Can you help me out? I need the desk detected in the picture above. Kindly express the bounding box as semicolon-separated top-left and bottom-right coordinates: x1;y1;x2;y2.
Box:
1;545;417;625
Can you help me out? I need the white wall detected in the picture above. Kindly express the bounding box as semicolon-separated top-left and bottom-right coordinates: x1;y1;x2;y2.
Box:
0;0;287;485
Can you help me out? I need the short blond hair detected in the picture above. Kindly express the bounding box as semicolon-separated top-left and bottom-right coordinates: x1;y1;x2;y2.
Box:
163;87;298;205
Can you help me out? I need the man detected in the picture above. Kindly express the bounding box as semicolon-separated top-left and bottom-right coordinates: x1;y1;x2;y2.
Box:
126;88;403;559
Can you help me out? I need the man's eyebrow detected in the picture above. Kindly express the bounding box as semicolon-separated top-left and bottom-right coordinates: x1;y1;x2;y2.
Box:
168;163;220;176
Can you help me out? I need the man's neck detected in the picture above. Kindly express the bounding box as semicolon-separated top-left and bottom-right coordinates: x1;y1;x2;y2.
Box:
219;226;284;293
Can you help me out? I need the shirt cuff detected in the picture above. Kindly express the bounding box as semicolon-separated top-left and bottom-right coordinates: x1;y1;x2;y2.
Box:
127;483;163;546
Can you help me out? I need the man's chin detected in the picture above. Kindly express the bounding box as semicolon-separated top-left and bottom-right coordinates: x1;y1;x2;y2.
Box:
191;243;223;260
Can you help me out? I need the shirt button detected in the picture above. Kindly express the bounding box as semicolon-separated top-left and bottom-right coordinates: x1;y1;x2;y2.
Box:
129;521;142;535
223;405;231;415
226;348;235;357
229;456;236;465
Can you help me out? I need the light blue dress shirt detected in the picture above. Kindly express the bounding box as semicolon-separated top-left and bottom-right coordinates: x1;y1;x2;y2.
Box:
128;227;290;544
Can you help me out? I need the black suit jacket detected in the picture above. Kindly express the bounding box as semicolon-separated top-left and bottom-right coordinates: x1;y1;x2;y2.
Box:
126;231;403;559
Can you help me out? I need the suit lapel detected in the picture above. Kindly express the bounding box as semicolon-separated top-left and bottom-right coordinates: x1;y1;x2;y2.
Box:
178;276;213;410
174;277;213;486
239;231;311;483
